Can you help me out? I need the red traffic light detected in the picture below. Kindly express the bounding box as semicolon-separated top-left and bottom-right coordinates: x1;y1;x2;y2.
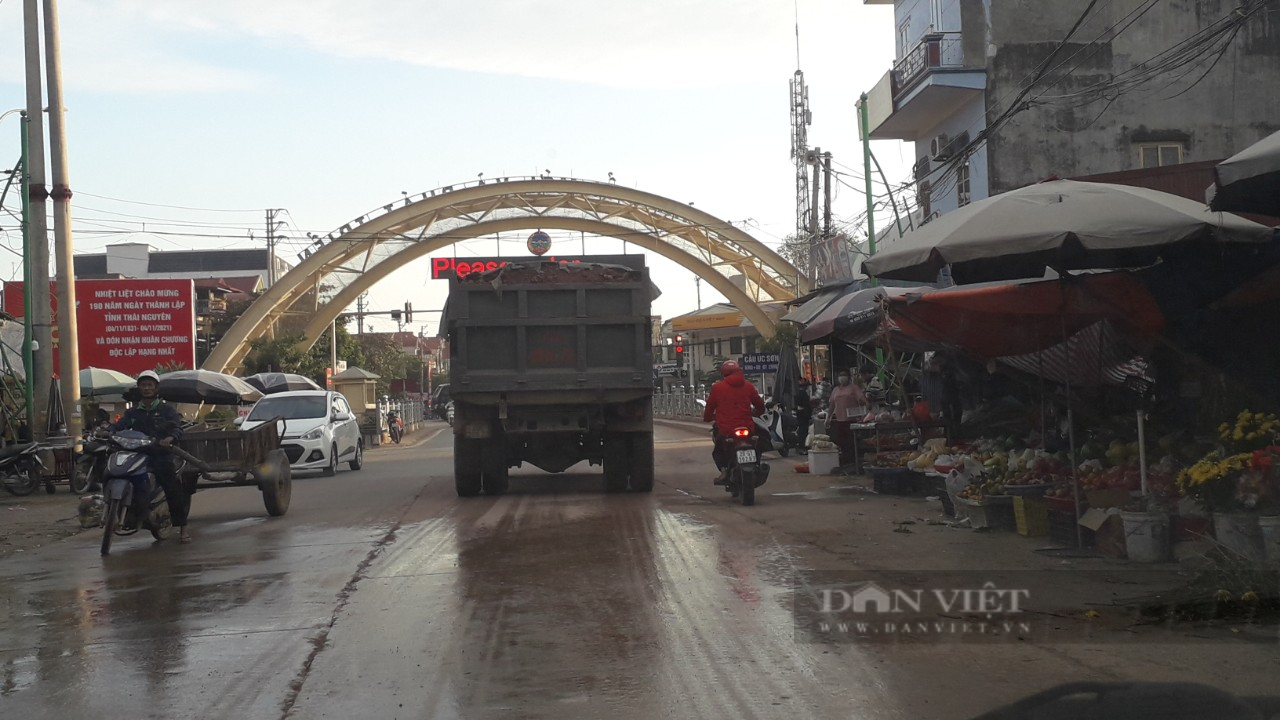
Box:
674;345;684;353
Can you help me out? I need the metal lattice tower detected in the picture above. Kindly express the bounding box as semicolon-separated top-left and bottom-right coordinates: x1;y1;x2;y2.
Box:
790;70;811;270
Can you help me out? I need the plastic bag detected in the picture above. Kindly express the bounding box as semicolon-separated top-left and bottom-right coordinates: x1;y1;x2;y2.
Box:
945;468;972;496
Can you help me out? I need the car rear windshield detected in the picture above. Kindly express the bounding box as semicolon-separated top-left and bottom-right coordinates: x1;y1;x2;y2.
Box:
248;396;327;421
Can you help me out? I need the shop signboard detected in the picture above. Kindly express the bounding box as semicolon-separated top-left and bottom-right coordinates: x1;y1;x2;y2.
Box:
3;278;196;376
428;254;640;280
813;232;855;287
740;353;780;374
672;311;743;332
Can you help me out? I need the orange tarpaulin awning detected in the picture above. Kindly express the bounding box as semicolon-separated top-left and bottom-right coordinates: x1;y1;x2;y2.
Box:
885;273;1165;360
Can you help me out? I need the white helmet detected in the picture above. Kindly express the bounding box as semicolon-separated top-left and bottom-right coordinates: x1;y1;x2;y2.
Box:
137;370;161;384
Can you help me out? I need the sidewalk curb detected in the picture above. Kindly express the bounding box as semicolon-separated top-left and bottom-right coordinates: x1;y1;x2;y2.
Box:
654;417;708;434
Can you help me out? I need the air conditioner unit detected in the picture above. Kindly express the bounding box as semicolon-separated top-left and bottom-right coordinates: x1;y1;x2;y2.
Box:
930;134;952;161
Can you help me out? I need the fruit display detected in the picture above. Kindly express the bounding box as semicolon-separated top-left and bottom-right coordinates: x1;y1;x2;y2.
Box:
956;478;1007;502
886;446;969;471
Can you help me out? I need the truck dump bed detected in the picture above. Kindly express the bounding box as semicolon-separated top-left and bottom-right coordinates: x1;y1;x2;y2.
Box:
446;260;654;398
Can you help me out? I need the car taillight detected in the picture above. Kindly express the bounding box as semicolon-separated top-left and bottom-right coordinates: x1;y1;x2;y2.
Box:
733;427;752;437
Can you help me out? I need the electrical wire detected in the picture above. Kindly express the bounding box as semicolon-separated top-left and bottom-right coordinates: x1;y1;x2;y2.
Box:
74;191;263;213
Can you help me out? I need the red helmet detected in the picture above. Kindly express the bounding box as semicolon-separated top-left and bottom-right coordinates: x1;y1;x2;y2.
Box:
720;360;741;377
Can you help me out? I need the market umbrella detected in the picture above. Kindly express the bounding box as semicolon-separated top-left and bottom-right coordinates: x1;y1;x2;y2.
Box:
244;372;322;394
158;369;263;405
800;286;915;345
1210;129;1280;216
884;273;1164;359
79;367;136;398
862;179;1274;284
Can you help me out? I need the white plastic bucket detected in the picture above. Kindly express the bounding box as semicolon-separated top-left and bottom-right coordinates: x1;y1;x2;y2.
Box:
1121;511;1170;563
1259;516;1280;562
1212;513;1264;560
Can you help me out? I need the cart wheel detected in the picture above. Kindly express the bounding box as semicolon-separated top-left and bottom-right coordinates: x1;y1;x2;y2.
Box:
257;449;293;517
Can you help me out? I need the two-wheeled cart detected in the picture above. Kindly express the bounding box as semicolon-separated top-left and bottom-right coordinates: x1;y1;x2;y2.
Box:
169;418;293;516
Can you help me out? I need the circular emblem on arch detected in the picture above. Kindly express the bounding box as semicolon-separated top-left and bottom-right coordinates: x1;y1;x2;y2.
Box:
527;230;552;256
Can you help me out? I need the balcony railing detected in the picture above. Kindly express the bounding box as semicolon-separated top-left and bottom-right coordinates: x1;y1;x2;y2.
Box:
892;32;966;96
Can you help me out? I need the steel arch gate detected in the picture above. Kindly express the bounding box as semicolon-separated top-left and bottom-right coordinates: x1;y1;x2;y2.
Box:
202;177;809;374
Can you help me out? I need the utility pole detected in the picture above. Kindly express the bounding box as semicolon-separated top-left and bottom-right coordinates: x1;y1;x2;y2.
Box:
24;0;53;439
809;146;821;287
859;93;886;383
822;152;833;239
265;208;286;288
44;0;79;435
695;277;701;310
356;293;367;336
16;112;35;438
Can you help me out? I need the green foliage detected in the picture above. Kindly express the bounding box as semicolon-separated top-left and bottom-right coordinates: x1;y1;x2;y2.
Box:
758;322;798;353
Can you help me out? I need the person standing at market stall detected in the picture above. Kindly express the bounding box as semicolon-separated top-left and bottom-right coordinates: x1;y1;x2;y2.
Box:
828;370;868;466
939;354;963;438
794;379;814;452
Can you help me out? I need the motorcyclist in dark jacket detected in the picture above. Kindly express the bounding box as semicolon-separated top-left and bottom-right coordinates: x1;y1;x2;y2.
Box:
111;370;190;543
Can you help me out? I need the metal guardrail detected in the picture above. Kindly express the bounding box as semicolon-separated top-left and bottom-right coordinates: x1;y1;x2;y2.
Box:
892;32;966;96
654;390;707;419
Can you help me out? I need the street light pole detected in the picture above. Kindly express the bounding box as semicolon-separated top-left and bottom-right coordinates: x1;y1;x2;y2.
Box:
44;0;81;436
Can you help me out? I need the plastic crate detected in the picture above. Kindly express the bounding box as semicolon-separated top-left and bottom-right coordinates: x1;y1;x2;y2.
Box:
1014;496;1050;537
957;496;1016;530
1048;508;1096;548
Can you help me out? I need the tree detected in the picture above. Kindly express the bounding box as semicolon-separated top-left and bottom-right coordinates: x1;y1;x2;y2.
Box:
758;322;798;353
778;232;811;278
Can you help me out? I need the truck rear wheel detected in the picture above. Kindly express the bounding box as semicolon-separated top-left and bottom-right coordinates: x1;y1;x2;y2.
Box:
454;436;482;497
482;440;509;496
602;435;628;493
628;432;655;493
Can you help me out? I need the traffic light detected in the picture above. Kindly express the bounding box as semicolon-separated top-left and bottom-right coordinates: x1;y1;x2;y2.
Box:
673;334;684;367
404;301;413;324
391;309;402;322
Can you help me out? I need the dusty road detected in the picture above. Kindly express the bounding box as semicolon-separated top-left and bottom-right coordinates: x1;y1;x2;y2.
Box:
1;423;1277;719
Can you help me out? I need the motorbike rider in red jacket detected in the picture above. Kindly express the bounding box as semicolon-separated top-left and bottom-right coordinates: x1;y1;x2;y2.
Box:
702;360;766;484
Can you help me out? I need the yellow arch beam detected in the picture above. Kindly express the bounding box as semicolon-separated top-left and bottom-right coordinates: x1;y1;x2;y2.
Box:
203;178;803;374
291;217;778;356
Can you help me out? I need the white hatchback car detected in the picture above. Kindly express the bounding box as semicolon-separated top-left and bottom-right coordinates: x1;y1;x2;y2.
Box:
239;390;363;475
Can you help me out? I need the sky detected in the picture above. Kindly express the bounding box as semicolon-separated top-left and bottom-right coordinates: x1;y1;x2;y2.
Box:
0;0;907;338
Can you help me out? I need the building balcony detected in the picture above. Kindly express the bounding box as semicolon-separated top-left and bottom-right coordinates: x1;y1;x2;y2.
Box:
863;32;986;142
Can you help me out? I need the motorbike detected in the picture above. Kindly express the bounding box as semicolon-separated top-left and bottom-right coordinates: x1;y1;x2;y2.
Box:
73;426;111;495
756;402;801;458
99;429;173;555
0;442;46;497
387;414;403;444
718;425;770;506
444;401;455;427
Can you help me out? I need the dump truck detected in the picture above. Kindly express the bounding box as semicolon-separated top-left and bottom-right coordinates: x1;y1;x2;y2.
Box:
444;258;656;496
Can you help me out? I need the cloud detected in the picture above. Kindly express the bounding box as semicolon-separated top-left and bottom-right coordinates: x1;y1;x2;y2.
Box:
96;0;808;89
0;0;265;94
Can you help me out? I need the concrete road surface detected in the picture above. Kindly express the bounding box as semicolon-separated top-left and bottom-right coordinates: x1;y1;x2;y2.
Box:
1;423;1276;719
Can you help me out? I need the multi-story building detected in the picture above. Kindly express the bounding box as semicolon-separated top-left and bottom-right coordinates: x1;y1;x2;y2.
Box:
73;242;290;299
862;0;1280;223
